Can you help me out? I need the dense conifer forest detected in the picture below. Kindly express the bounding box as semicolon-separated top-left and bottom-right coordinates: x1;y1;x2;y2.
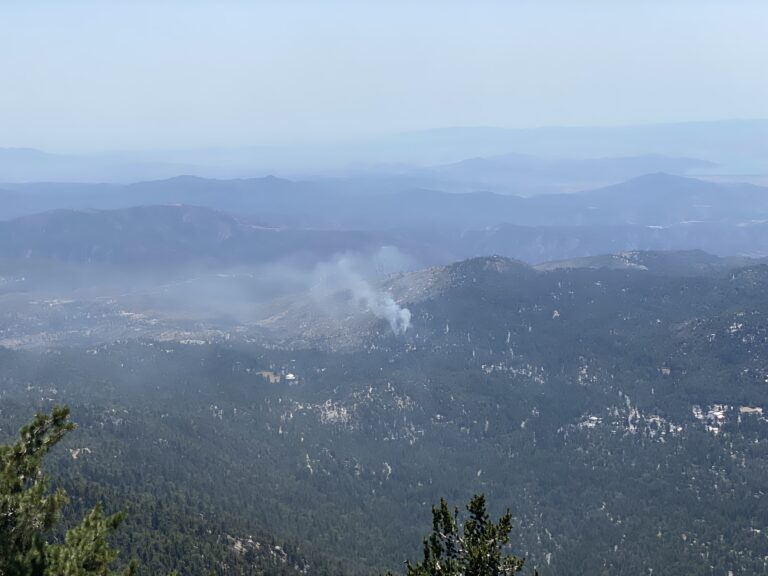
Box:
2;258;768;574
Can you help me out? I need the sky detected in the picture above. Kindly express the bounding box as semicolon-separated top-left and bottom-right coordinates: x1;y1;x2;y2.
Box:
2;0;768;153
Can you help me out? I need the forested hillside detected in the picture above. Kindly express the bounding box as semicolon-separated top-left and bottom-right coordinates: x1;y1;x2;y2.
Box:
2;256;767;574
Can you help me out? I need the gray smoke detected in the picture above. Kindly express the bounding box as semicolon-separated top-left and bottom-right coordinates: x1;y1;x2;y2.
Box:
312;250;412;335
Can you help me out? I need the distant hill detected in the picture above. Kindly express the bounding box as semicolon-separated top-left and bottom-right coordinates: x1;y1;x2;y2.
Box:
0;205;388;266
5;199;768;272
4;173;768;232
0;175;338;224
257;251;761;346
380;119;768;173
421;153;715;193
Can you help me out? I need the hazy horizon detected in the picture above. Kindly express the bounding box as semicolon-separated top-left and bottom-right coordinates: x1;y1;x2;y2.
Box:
1;117;766;157
3;0;768;153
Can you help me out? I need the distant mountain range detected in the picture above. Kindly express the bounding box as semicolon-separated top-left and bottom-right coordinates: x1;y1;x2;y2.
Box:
374;119;768;173
0;205;386;267
0;147;718;195
0;173;768;232
3;206;768;279
2;119;767;183
3;172;768;227
3;174;768;267
412;153;715;194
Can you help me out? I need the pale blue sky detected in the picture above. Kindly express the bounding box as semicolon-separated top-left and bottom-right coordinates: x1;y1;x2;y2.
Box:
2;0;767;152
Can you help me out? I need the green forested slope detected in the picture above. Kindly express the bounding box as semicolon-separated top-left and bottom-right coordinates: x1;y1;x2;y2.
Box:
1;259;768;574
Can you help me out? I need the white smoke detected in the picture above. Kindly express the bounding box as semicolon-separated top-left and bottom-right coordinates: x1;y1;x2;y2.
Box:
346;274;412;335
104;246;415;336
312;249;412;335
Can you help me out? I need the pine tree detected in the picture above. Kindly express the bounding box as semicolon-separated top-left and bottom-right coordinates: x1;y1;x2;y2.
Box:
403;494;530;576
0;406;135;576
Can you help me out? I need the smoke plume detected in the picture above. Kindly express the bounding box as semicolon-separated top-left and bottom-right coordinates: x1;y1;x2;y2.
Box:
312;249;412;335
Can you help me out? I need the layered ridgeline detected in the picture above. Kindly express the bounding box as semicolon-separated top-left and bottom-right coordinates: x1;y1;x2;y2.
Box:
2;119;767;182
0;143;718;187
1;173;767;228
3;174;768;269
1;254;768;574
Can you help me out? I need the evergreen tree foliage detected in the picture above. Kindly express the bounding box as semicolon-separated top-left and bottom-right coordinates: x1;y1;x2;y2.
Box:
404;494;528;576
0;406;135;576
